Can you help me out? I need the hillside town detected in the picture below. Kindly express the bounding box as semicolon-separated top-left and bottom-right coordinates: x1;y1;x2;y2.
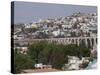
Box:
14;12;97;40
13;12;97;73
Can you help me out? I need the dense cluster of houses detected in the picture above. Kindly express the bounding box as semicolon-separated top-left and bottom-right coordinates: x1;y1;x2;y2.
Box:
14;12;97;40
14;12;97;71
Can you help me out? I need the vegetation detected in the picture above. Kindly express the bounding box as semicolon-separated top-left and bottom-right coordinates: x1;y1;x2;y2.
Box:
15;40;91;73
14;49;35;73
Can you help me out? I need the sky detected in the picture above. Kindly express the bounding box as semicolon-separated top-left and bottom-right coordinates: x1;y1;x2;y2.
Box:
13;1;97;24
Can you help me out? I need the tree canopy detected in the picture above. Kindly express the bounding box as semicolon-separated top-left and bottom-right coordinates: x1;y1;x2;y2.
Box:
15;40;91;73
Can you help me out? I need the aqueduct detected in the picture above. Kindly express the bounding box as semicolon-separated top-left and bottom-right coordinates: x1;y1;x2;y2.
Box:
14;36;97;49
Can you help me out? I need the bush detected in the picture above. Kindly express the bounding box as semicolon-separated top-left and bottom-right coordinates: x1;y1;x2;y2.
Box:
15;52;35;73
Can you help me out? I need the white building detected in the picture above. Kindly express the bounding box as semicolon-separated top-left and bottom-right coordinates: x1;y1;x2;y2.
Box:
52;30;60;37
65;56;83;70
62;24;72;29
35;63;43;69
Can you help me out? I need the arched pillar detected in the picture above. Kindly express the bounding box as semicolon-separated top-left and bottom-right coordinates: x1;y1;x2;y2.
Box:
85;38;88;47
89;38;93;48
77;38;80;46
93;37;97;49
74;39;77;44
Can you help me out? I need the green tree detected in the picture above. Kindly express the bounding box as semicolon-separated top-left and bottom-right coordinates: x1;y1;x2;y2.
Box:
15;50;35;73
27;41;91;70
50;44;67;69
28;41;47;63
